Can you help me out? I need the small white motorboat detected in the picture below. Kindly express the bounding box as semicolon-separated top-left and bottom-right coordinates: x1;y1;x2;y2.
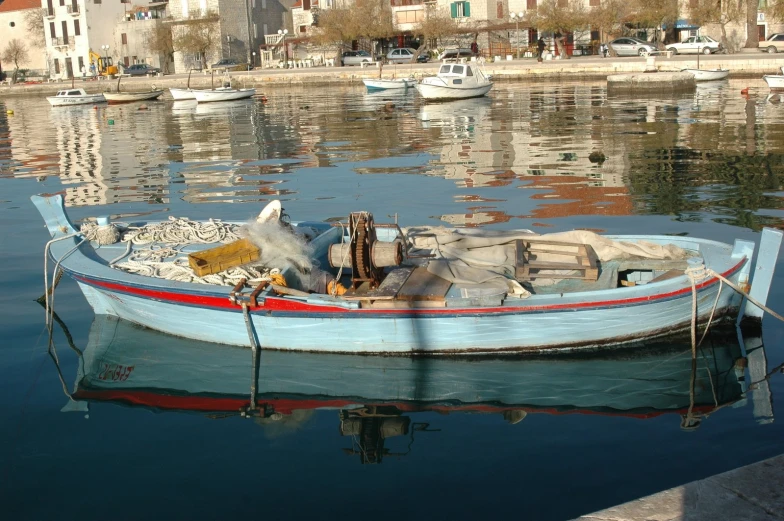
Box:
362;78;416;91
104;90;164;104
763;74;784;90
47;88;106;107
193;88;256;103
415;61;493;100
682;68;729;81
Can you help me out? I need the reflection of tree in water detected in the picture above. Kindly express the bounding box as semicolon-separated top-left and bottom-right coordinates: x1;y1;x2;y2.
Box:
626;147;784;230
253;409;315;439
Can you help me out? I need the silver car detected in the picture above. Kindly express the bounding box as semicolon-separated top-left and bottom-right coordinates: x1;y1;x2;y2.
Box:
608;37;657;57
341;50;373;66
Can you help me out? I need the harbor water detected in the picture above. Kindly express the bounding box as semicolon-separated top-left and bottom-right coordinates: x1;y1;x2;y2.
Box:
1;79;783;520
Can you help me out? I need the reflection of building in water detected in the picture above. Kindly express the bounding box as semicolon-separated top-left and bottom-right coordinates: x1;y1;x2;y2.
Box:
34;106;171;207
171;100;313;204
4;105;60;178
422;90;633;223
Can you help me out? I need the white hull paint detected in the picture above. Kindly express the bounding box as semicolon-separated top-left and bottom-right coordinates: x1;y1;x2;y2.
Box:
194;88;256;103
682;68;729;81
764;75;784;90
415;82;493;100
104;90;164;104
363;78;416;91
47;93;106;106
169;88;196;100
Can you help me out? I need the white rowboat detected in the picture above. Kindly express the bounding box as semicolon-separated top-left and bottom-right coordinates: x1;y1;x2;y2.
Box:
763;74;784;90
682;68;729;81
363;78;416;91
194;88;256;103
104;90;164;104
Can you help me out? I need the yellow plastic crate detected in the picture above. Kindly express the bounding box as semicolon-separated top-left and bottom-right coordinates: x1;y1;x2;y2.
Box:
188;238;260;277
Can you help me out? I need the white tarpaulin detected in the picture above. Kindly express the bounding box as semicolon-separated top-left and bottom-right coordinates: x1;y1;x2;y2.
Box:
402;227;692;297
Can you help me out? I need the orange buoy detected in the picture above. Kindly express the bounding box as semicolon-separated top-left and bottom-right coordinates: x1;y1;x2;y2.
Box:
741;87;749;95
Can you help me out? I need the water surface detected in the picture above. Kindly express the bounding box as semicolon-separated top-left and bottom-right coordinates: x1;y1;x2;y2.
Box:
1;80;783;520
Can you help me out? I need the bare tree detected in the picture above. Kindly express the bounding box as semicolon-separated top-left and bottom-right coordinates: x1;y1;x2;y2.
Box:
411;6;460;59
690;0;746;52
172;11;221;70
745;0;758;48
311;0;394;64
2;39;30;83
146;23;174;73
627;0;678;43
764;0;784;20
527;0;587;59
24;9;47;48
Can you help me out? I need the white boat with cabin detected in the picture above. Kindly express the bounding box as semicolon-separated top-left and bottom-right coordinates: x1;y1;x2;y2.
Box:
415;61;493;100
46;88;106;107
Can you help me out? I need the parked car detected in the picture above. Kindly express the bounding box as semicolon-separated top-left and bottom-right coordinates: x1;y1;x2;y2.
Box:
122;63;161;76
761;33;784;53
386;48;429;64
667;35;722;55
438;48;474;60
210;58;248;71
608;37;657;57
341;50;373;66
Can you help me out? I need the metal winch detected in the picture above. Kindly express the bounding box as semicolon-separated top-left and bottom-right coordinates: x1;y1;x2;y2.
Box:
328;212;403;289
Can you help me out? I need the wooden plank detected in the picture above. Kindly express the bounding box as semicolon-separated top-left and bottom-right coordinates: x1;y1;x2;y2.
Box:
515;239;599;282
396;267;452;302
648;269;684;283
341;268;413;301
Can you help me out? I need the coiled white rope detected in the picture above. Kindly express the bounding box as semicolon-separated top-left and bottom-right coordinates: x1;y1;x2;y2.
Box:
121;217;241;246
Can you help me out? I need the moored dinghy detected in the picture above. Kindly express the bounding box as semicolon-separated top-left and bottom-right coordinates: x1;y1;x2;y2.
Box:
104;90;164;103
415;61;493;100
763;73;784;90
682;68;729;81
362;77;417;91
33;194;782;355
193;87;256;103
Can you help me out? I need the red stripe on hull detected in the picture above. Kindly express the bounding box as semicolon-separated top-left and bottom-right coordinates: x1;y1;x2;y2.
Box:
73;258;746;316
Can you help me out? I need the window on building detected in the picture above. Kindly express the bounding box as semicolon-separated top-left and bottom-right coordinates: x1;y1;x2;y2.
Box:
497;1;503;18
94;0;101;4
50;21;55;38
303;0;310;9
61;20;68;43
124;56;130;67
527;0;536;8
254;23;258;38
262;0;266;8
78;56;84;72
263;23;268;36
54;59;60;74
59;0;64;5
450;1;470;18
132;55;137;64
74;19;80;36
121;33;127;44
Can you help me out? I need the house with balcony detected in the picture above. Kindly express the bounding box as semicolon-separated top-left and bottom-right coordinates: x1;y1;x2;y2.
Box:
0;0;48;78
112;2;172;73
166;0;288;73
41;0;128;79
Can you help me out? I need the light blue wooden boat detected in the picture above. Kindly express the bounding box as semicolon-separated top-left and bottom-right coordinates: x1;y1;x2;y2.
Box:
362;77;416;91
33;193;782;355
70;315;750;422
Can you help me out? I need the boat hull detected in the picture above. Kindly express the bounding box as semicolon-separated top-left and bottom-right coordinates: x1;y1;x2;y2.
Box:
363;78;415;91
194;89;256;103
763;75;784;90
169;88;196;101
682;69;729;81
104;90;164;104
47;94;106;106
415;82;493;100
34;194;769;356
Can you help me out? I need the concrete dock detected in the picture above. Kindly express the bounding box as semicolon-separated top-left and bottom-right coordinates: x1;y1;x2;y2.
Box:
2;51;784;98
573;454;784;521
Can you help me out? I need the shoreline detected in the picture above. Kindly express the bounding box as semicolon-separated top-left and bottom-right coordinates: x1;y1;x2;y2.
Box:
3;54;784;99
572;453;784;520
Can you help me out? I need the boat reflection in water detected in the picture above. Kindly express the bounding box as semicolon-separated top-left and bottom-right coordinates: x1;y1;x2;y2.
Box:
57;316;773;464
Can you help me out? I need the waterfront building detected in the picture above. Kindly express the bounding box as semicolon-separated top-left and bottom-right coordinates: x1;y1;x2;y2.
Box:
0;0;48;77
